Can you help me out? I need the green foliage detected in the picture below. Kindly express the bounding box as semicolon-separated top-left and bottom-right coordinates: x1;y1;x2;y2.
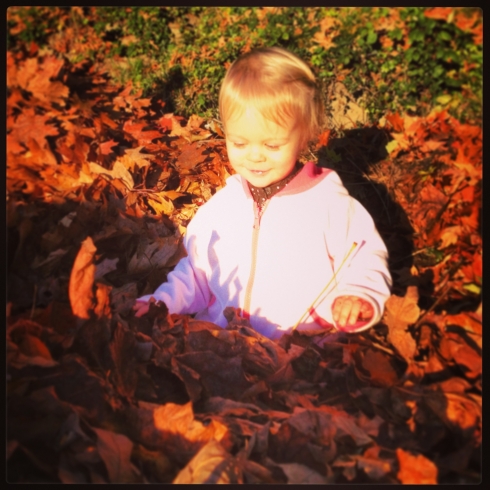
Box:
7;7;482;123
7;6;66;48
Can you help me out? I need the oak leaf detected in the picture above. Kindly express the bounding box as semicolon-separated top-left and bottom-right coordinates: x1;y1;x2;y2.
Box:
396;448;438;484
9;107;59;150
384;286;420;362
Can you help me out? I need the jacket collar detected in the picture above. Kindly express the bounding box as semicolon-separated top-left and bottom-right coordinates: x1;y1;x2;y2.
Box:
240;162;332;199
247;161;302;204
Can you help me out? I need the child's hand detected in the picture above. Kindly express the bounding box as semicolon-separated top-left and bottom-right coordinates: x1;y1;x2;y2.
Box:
332;295;374;331
133;300;150;318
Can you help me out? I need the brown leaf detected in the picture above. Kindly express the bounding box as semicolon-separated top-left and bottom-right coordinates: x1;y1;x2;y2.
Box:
150;402;231;463
175;142;208;170
396;448;438;484
109;323;137;399
359;348;400;387
93;427;139;483
9;107;59;150
124;146;156;170
127;236;180;274
173;440;241;484
384;286;420;362
172;351;253;401
278;462;327;484
69;236;96;320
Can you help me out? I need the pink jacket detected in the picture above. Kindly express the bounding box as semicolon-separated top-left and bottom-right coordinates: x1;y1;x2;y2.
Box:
138;162;392;339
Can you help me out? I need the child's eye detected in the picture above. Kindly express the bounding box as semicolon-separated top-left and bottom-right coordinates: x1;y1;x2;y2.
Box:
233;142;246;148
265;144;280;150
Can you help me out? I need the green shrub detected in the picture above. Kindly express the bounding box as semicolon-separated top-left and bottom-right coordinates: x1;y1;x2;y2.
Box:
7;7;482;123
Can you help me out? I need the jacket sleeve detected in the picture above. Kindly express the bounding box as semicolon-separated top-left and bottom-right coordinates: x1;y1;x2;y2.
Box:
136;221;212;315
314;172;392;332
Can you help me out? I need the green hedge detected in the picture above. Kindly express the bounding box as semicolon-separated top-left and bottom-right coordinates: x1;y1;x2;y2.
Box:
7;6;482;123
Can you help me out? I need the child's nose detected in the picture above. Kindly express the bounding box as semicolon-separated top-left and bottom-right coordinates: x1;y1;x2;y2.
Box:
247;146;265;162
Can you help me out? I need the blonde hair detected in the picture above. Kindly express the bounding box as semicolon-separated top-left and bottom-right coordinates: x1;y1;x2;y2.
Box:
219;47;324;148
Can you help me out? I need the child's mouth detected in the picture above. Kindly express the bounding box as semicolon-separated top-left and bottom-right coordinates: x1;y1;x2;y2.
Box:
250;170;268;175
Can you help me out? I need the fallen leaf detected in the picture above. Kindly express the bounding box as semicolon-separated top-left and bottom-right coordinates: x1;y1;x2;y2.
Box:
396;448;438;484
384;286;420;363
93;427;139;483
175;142;208;170
173;440;241;484
69;236;96;320
278;462;327;484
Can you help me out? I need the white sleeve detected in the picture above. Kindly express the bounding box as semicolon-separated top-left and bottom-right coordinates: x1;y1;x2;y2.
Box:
314;173;392;331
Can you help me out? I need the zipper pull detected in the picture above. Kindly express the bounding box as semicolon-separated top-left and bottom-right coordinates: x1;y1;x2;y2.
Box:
253;204;261;229
253;201;266;229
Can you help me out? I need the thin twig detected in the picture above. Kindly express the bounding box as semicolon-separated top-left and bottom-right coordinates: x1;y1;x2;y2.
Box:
413;282;452;329
292;242;358;330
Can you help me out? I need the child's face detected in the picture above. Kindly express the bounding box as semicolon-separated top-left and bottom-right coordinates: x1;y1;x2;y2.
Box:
224;107;303;188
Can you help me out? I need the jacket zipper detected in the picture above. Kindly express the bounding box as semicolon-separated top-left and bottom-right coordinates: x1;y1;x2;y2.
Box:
243;200;269;318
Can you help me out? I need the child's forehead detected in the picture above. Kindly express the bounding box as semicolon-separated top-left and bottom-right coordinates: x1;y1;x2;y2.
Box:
224;105;294;130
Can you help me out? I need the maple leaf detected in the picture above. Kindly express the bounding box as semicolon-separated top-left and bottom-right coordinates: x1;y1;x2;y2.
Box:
384;286;420;363
99;139;118;155
15;55;69;106
89;159;134;190
9;107;59;150
175;142;209;170
312;16;340;50
158;114;174;132
123;120;163;145
439;225;462;248
124;146;156;170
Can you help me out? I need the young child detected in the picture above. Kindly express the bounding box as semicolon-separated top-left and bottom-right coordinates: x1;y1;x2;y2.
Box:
134;47;392;340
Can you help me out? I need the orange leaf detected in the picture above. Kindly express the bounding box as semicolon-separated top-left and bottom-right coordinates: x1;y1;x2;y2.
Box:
69;236;96;320
316;129;331;148
176;142;208;170
439;225;462;248
420;139;446;153
385;112;405;132
384;286;420;362
423;7;453;21
99;139;118;155
10;107;59;150
396;448;438;484
123;120;163;144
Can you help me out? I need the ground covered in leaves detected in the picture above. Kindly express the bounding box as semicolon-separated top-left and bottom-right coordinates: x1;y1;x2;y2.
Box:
7;31;481;484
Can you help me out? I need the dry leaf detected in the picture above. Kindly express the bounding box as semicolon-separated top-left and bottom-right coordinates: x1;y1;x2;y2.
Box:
384;286;420;362
396;448;438;484
173;440;241;484
93;428;139;483
279;462;327;484
69;236;96;320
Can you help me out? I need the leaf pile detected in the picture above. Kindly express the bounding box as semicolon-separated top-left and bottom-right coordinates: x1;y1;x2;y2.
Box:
7;37;481;484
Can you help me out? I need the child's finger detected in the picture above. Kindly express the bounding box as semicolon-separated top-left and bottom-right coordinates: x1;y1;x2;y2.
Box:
331;297;345;323
346;300;362;326
133;301;149;317
359;300;374;320
337;298;355;327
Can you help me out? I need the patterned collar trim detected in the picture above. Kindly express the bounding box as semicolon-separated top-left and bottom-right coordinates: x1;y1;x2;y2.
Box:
247;162;303;204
